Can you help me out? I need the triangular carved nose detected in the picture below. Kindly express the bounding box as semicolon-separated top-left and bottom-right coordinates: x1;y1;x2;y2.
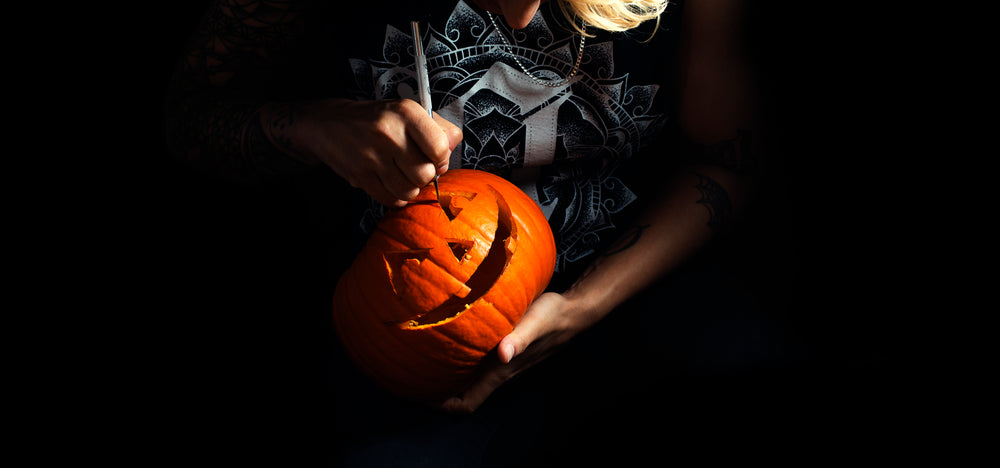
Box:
446;239;474;262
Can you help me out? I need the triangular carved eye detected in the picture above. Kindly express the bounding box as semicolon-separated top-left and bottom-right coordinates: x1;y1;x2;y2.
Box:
383;249;432;297
439;191;477;221
445;239;474;262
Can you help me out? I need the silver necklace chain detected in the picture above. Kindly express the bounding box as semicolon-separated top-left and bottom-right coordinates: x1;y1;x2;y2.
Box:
486;11;586;88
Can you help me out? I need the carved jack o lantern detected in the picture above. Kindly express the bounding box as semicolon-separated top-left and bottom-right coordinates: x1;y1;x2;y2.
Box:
332;169;557;402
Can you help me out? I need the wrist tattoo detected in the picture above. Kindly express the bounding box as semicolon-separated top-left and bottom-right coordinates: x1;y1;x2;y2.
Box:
169;96;274;174
693;129;756;174
242;106;280;169
259;102;308;160
692;172;733;232
164;0;307;177
241;103;313;173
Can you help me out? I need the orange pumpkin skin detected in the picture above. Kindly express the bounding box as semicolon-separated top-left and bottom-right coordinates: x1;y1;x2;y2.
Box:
332;169;557;402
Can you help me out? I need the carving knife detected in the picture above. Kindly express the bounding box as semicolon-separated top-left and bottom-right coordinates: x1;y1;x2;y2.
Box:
410;21;441;205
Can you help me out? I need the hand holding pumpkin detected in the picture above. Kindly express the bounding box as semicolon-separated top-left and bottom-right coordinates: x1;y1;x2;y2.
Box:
290;98;462;206
441;291;588;413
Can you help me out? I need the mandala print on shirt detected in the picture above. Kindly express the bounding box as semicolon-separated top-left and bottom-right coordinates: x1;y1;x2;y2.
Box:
349;0;666;271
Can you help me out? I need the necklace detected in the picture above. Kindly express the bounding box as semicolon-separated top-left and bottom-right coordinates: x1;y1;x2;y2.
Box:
486;11;586;88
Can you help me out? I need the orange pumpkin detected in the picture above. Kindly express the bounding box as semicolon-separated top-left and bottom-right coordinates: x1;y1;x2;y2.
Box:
332;169;557;402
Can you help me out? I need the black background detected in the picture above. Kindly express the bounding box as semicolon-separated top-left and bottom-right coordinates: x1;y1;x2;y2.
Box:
52;0;930;464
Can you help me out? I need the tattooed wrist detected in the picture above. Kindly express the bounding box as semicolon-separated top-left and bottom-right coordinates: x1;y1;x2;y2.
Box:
257;102;315;164
163;0;309;178
692;172;733;232
240;102;316;174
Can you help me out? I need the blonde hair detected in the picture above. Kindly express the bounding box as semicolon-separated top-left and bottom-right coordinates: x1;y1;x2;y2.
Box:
555;0;670;37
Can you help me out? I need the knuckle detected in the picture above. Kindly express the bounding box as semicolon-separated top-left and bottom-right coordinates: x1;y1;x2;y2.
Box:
348;171;372;190
492;367;515;385
432;138;451;161
380;192;404;207
392;98;420;117
372;118;395;140
440;117;460;135
447;126;463;145
401;186;420;201
414;163;436;185
446;402;474;415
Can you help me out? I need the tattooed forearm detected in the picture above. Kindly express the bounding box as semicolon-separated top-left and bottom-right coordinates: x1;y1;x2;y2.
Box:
243;102;309;171
691;129;756;174
692;172;733;232
176;0;303;91
167;96;307;179
164;0;308;178
259;102;296;153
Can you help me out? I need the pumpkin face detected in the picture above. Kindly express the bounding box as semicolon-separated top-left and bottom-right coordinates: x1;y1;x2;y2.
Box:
332;169;557;402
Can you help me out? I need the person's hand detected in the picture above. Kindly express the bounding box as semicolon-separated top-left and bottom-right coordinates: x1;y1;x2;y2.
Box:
440;292;590;413
291;98;463;207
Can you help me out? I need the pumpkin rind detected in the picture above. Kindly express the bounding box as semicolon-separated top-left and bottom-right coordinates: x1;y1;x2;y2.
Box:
332;169;557;402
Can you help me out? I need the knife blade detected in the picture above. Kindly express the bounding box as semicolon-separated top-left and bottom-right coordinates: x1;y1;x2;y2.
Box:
411;21;443;209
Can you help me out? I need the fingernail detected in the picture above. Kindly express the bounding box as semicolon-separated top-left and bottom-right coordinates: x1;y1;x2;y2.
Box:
502;343;516;363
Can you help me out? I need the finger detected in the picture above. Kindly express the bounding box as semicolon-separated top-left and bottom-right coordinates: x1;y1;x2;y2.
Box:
441;368;510;414
393;145;438;189
433;112;463;171
441;396;474;414
400;101;453;170
377;156;422;202
360;173;407;208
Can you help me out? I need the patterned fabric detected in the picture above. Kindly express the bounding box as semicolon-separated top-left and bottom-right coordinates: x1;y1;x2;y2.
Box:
349;1;673;271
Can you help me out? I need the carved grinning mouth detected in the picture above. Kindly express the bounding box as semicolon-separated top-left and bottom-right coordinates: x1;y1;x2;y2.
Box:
383;185;517;329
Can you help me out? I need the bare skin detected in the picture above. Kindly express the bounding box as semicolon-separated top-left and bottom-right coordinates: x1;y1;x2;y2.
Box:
472;0;549;29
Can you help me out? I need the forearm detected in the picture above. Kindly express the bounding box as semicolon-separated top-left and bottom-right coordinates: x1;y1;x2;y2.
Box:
165;96;319;179
562;163;750;328
163;0;315;180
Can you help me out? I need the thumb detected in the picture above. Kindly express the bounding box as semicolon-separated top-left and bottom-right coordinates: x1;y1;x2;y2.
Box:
497;303;550;364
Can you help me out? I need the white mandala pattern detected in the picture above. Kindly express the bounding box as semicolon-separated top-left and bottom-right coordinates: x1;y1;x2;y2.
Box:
350;1;667;271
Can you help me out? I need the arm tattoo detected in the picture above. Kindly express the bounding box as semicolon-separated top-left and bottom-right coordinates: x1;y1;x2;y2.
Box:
260;101;298;155
242;103;304;171
692;172;733;232
164;0;308;178
176;0;302;90
251;101;313;165
169;96;309;179
692;129;756;174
